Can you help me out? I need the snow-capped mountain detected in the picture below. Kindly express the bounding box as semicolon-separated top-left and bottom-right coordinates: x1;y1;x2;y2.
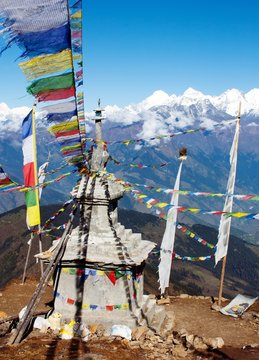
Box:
0;87;259;134
94;87;259;130
1;88;259;244
84;88;258;147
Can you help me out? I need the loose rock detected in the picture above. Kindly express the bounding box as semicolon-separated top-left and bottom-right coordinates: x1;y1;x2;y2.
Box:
203;337;224;349
132;325;148;340
179;294;189;299
211;303;221;312
88;323;98;334
193;336;208;351
157;297;170;305
172;344;188;358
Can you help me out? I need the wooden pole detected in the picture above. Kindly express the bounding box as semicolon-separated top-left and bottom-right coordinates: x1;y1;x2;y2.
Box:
32;104;43;277
218;104;241;306
218;255;227;306
21;233;33;284
8;203;78;345
38;225;44;277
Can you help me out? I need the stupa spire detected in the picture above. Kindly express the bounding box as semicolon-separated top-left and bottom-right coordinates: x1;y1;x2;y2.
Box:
90;99;108;171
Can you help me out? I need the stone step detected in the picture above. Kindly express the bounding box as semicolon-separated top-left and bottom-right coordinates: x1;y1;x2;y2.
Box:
124;232;142;245
124;228;133;238
113;223;126;237
135;295;167;334
113;226;140;245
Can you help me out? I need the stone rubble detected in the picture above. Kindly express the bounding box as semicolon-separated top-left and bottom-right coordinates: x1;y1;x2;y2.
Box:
35;321;225;359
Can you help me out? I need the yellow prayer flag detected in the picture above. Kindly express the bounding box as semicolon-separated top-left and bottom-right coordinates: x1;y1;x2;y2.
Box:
19;50;72;80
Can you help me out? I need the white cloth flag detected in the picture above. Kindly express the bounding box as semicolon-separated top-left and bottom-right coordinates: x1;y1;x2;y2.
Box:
215;121;240;265
159;161;183;294
220;294;258;317
38;162;48;200
41;100;76;114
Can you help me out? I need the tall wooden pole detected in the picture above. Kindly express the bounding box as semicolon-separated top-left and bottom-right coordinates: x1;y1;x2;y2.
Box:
32;103;44;277
38;225;44;277
218;255;227;306
218;103;241;306
21;233;33;284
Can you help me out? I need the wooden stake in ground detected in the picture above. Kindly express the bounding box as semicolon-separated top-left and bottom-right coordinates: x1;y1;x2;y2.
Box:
218;104;241;306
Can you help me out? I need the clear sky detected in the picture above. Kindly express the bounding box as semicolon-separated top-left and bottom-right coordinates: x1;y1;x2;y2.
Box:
0;0;258;111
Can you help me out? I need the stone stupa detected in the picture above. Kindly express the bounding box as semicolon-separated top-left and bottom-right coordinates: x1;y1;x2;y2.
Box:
53;101;166;331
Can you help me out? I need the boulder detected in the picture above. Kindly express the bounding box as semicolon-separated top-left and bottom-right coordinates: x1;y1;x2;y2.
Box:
203;337;224;349
179;328;188;337
185;334;194;347
193;336;208;351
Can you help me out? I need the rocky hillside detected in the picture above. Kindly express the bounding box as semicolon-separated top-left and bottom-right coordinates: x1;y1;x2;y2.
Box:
0;204;258;298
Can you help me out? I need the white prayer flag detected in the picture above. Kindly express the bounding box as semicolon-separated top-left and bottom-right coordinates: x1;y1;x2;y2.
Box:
159;161;183;294
215;120;240;265
220;294;258;317
38;162;48;200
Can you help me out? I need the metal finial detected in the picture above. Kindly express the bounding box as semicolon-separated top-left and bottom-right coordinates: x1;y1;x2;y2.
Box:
179;147;187;160
98;98;101;108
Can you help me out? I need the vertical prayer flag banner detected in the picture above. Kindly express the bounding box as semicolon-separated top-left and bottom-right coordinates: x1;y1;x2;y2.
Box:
215;120;240;265
22;110;41;227
159;161;183;294
38;161;49;200
0;0;86;167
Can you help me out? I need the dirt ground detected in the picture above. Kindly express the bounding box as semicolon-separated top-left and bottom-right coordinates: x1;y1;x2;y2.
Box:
171;296;259;348
0;278;258;359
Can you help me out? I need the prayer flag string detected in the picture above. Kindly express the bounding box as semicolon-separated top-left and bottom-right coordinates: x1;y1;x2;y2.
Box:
150;247;214;262
42;199;74;230
131;190;259;220
0;165;18;192
83;119;237;147
105;173;259;202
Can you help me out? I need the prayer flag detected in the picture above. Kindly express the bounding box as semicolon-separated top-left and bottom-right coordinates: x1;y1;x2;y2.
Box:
0;165;18;191
159;161;183;294
215;120;240;265
22;109;40;227
27;73;74;96
38;162;49;200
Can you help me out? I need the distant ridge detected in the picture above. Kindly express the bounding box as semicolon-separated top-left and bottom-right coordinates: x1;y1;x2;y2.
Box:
0;204;258;298
1;88;259;133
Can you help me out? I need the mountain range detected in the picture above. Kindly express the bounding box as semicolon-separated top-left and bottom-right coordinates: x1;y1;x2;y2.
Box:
0;88;259;245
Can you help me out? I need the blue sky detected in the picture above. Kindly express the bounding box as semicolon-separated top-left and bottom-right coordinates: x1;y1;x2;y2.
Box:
0;0;258;111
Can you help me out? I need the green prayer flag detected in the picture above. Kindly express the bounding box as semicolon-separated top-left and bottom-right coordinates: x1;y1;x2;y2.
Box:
27;73;74;95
